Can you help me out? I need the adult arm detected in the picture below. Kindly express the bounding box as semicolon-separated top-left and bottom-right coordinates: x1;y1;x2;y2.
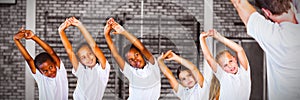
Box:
230;0;256;25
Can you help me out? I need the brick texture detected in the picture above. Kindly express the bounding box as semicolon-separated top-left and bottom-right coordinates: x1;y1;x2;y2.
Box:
0;0;26;99
0;0;253;100
34;0;204;99
213;0;250;38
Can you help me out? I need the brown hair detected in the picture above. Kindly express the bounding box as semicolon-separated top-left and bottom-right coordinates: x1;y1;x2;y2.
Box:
176;66;189;80
255;0;291;15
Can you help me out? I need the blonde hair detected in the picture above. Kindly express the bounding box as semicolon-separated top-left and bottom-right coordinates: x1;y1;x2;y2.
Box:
209;74;220;100
215;50;232;65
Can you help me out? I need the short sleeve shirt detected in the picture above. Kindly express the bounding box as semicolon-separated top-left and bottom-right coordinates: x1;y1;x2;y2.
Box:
175;80;209;100
121;58;161;100
72;60;111;100
247;12;300;100
214;65;251;100
32;60;68;100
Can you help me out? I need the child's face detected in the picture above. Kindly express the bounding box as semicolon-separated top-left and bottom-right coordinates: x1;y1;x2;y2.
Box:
77;46;97;68
179;70;196;89
126;48;145;69
218;52;238;74
38;59;57;78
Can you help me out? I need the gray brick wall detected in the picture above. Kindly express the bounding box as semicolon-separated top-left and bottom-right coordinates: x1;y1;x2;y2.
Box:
0;0;253;99
0;0;26;99
34;0;204;99
213;0;250;38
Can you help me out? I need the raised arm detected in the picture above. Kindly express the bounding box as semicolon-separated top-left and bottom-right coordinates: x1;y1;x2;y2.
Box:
163;50;204;87
230;0;256;25
31;36;61;68
58;19;79;71
104;23;126;70
108;18;155;64
27;30;61;68
13;29;36;74
69;17;107;69
210;29;249;70
157;53;179;92
200;32;218;73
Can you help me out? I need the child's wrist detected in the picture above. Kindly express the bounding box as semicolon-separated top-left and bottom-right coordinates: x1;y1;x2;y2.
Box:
13;36;21;40
76;23;84;28
120;30;126;35
114;26;125;34
31;35;37;39
199;36;205;40
175;57;181;63
199;34;205;38
158;58;164;62
58;28;65;32
213;33;221;39
104;31;110;35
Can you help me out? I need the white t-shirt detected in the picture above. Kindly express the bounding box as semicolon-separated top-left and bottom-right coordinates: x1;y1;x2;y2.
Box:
121;59;161;100
247;12;300;100
214;65;251;100
32;60;68;100
72;60;110;100
174;80;209;100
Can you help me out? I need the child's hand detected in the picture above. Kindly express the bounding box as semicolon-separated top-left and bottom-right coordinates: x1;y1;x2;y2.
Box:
157;52;165;61
200;29;217;39
14;27;35;40
104;24;112;35
69;17;82;27
163;50;178;61
207;29;217;37
58;19;72;32
200;32;211;38
24;30;35;39
107;18;125;34
200;32;209;39
207;29;223;39
14;30;26;40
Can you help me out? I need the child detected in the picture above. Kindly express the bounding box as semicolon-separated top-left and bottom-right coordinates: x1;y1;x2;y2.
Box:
157;50;208;100
14;28;68;100
58;17;110;100
104;18;161;100
200;29;251;100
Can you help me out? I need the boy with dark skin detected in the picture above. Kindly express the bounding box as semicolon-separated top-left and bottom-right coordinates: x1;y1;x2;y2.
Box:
14;28;68;100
